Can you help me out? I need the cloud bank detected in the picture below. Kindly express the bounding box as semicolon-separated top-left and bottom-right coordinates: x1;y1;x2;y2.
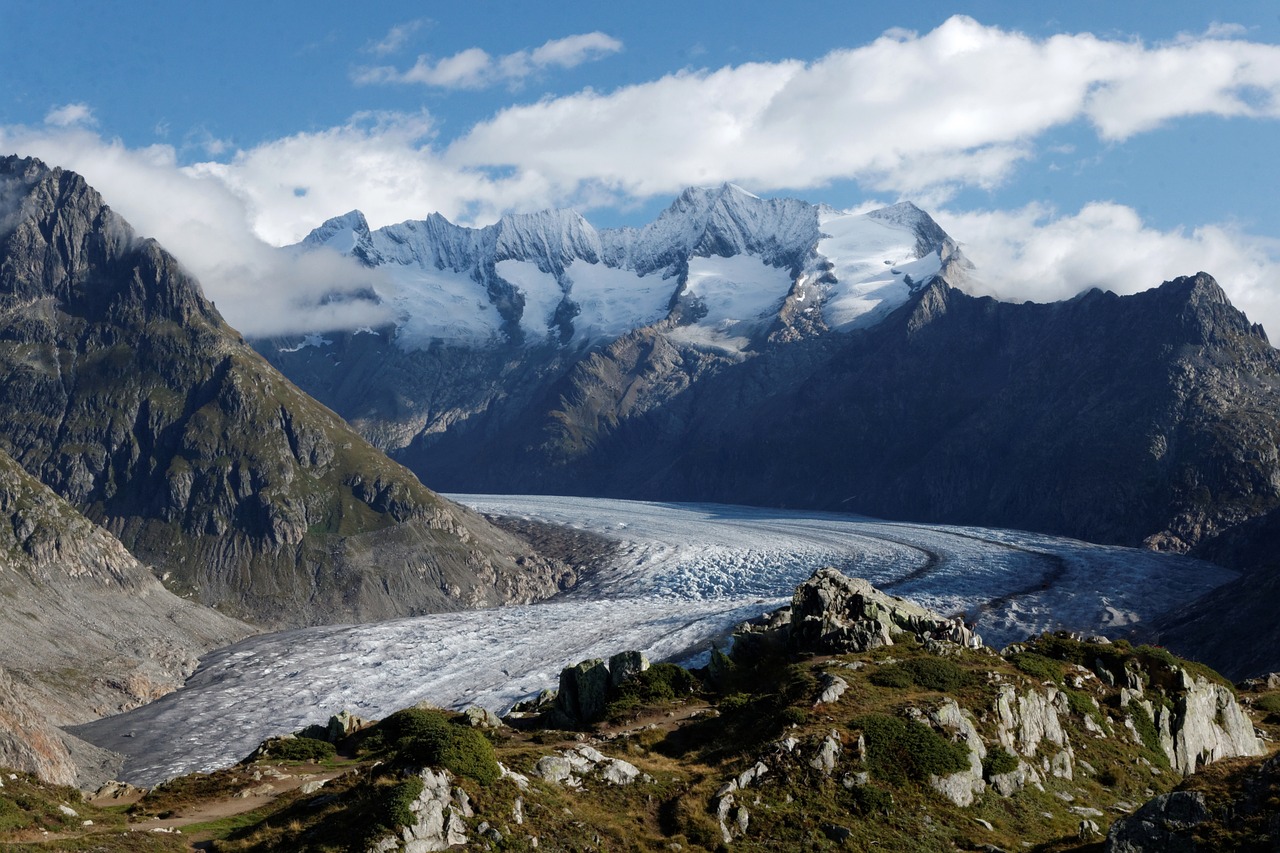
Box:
3;16;1279;337
355;32;623;89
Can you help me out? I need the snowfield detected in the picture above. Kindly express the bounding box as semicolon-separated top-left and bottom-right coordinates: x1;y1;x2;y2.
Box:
71;495;1234;786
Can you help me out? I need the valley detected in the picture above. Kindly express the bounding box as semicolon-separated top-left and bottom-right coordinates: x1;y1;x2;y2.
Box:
71;495;1233;787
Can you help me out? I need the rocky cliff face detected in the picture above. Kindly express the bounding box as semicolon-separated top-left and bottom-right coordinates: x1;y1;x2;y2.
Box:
0;445;249;786
0;156;566;627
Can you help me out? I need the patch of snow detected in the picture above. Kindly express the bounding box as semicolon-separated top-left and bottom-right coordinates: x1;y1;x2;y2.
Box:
564;260;673;343
687;255;789;326
387;265;503;347
817;210;941;330
72;496;1235;788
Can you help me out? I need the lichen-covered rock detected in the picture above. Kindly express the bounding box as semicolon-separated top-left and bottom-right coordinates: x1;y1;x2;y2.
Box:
607;651;650;689
551;659;611;727
462;707;503;729
808;730;842;775
787;568;982;654
1105;791;1208;852
815;673;849;705
1153;676;1263;775
928;699;987;807
533;744;643;788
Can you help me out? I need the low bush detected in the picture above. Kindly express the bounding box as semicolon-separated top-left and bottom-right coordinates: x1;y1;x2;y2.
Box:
605;663;702;721
365;708;499;786
1009;652;1065;684
851;713;969;785
869;657;973;692
982;746;1019;777
1255;693;1280;717
258;737;336;763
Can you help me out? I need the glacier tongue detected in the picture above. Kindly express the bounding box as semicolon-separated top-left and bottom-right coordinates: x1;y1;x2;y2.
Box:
70;495;1234;788
289;186;965;350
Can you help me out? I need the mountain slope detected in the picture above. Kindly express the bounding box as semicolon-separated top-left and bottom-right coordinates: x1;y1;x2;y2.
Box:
0;155;567;627
0;445;250;786
500;274;1280;549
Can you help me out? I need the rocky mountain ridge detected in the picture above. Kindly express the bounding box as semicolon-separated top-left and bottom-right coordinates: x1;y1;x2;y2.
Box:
0;155;569;627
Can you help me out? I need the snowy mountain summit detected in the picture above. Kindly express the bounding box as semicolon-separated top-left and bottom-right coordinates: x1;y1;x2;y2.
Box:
296;185;969;351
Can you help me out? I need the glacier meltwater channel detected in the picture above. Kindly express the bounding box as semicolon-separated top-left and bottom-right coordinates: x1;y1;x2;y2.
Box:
71;495;1234;786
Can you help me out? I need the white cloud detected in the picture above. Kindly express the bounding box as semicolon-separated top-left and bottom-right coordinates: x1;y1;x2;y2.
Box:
43;103;96;128
448;16;1280;198
0;125;393;338
5;17;1280;339
367;19;425;56
356;31;622;89
937;202;1280;338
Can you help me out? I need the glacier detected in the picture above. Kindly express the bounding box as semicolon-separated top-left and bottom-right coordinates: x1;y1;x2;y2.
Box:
70;495;1233;787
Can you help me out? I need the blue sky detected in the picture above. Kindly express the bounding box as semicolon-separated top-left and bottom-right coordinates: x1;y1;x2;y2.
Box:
2;1;1279;335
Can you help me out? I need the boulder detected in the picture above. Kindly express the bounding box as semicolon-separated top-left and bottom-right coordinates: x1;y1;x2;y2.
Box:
787;568;982;654
1105;791;1208;852
608;651;650;689
462;707;503;729
551;659;611;727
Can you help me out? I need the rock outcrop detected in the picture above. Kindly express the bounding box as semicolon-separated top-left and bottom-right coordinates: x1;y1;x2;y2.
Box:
1144;676;1263;775
759;568;982;654
366;768;470;853
548;651;651;727
1105;791;1210;852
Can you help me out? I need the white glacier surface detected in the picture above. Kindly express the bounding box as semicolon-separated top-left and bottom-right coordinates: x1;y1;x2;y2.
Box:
69;495;1234;786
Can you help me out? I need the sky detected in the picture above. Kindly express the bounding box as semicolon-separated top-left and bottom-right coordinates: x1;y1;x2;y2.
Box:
1;1;1279;337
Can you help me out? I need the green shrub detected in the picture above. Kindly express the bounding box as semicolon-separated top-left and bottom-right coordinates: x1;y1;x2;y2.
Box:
851;713;969;785
1255;693;1280;716
847;783;894;815
868;665;914;689
259;736;336;762
717;693;752;714
778;706;809;727
869;658;972;692
982;746;1018;777
1009;652;1065;684
367;708;499;786
377;775;425;835
1065;688;1105;725
605;663;702;721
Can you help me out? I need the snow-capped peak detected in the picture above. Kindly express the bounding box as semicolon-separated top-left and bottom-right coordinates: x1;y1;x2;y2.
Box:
301;210;370;253
287;187;965;350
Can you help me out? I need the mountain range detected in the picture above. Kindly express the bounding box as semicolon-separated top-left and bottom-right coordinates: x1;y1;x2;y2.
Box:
261;185;1280;561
